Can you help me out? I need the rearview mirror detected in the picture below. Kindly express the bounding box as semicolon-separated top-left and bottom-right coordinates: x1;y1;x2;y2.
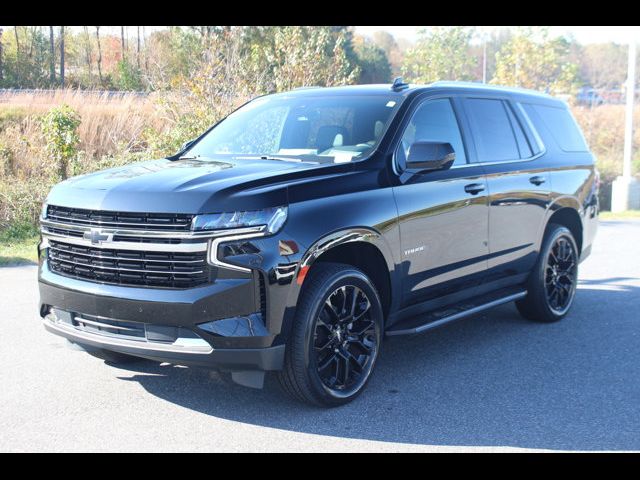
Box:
406;141;455;173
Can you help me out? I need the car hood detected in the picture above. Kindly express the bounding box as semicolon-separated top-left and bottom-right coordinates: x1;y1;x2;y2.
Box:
46;157;336;214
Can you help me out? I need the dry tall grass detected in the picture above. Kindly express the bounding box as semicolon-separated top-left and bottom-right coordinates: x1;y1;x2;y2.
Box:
0;89;170;161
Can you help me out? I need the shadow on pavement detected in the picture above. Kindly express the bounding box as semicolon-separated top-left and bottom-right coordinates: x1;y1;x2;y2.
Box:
110;279;640;451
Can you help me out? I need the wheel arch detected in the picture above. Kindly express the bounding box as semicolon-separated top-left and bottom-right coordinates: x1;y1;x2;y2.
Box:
543;198;584;254
298;228;397;319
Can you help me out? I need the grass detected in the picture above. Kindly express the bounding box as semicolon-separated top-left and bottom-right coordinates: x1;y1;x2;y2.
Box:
599;210;640;220
0;222;39;266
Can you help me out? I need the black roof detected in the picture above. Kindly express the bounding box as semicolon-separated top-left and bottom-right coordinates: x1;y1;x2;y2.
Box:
276;81;561;105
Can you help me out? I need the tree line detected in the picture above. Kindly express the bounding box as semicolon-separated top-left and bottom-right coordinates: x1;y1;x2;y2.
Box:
0;26;636;95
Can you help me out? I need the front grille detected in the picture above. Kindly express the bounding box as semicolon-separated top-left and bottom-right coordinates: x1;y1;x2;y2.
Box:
48;240;210;288
46;205;194;231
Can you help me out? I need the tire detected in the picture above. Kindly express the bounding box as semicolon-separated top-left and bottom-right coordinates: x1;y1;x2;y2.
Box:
278;262;383;407
516;224;579;323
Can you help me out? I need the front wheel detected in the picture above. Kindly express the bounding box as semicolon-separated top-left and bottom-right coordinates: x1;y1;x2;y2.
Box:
516;224;579;323
278;262;383;407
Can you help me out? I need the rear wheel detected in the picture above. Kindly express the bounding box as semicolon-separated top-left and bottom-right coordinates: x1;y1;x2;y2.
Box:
278;262;383;407
516;224;579;323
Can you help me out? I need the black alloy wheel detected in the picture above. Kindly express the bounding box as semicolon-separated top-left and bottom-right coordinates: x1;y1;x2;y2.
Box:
516;224;580;323
279;262;383;407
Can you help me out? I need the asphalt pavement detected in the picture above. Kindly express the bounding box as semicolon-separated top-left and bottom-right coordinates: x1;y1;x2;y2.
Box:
1;219;639;452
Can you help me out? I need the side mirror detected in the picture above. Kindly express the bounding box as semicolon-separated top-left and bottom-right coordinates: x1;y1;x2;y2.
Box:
406;141;455;173
180;139;195;152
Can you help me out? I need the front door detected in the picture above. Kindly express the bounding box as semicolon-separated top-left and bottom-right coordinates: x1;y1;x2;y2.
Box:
392;97;490;308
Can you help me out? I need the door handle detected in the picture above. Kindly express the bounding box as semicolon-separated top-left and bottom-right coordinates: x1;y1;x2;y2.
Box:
464;183;485;195
529;175;546;186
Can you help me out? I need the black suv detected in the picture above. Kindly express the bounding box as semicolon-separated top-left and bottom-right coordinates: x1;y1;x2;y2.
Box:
38;81;599;407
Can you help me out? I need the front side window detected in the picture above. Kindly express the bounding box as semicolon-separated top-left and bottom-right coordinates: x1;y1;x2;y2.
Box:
396;98;467;168
185;94;403;164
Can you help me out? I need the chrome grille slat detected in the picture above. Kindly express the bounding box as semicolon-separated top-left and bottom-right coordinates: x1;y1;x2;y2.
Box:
46;205;193;231
48;255;205;275
48;245;205;263
47;214;190;229
47;239;210;289
74;316;140;332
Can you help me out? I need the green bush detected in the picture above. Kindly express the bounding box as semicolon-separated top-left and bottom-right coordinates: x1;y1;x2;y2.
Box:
40;104;81;181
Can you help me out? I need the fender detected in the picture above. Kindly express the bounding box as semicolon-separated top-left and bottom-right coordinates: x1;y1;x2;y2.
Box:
297;227;396;280
293;227;401;315
537;195;584;250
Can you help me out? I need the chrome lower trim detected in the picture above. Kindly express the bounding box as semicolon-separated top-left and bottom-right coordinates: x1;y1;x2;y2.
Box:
44;313;213;354
42;231;208;252
42;218;265;239
74;316;141;332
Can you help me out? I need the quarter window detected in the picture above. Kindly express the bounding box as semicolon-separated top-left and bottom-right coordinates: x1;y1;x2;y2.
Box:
397;98;467;168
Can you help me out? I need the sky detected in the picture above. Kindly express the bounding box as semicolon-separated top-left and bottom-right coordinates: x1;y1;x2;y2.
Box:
3;26;637;46
354;26;639;44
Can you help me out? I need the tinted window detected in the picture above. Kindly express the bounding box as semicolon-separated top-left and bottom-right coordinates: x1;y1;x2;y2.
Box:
186;95;402;163
398;98;467;167
505;102;533;158
465;98;520;162
528;104;588;152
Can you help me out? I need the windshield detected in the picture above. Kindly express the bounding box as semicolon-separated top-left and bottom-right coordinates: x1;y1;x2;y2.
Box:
184;93;403;163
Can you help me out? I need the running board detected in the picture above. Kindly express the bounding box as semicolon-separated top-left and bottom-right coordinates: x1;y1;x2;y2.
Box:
385;290;527;337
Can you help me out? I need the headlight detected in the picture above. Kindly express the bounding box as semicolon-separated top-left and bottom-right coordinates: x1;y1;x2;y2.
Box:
40;202;48;220
192;206;288;235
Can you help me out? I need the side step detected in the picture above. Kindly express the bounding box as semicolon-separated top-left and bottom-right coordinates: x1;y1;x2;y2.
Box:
385;290;527;337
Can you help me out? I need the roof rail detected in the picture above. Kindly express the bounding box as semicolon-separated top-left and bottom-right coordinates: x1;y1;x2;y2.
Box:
293;86;321;90
391;77;409;92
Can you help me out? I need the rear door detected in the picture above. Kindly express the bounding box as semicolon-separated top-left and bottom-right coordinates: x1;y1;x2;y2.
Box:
461;96;550;289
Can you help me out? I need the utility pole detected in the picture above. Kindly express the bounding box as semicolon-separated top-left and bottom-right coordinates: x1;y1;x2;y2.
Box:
611;34;638;212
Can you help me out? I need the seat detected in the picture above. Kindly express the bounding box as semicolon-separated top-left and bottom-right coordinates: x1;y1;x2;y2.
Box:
316;125;349;153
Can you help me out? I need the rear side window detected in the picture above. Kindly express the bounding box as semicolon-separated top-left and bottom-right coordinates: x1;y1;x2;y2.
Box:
464;98;521;162
504;103;533;158
526;103;588;152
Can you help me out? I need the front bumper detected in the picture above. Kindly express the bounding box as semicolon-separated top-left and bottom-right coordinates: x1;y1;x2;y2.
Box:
39;259;284;373
42;311;285;371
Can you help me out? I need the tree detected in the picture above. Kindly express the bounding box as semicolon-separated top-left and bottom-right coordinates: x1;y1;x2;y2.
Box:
353;35;391;84
580;43;628;89
401;27;476;83
121;26;125;61
82;26;93;85
371;30;403;75
59;26;65;87
261;26;361;92
0;28;4;82
492;27;579;94
95;26;103;86
49;26;55;84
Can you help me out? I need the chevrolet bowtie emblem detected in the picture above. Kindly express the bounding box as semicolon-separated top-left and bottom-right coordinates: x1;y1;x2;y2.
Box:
83;229;112;245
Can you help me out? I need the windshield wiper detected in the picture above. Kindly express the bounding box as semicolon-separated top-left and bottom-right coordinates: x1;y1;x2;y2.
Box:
234;155;318;164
